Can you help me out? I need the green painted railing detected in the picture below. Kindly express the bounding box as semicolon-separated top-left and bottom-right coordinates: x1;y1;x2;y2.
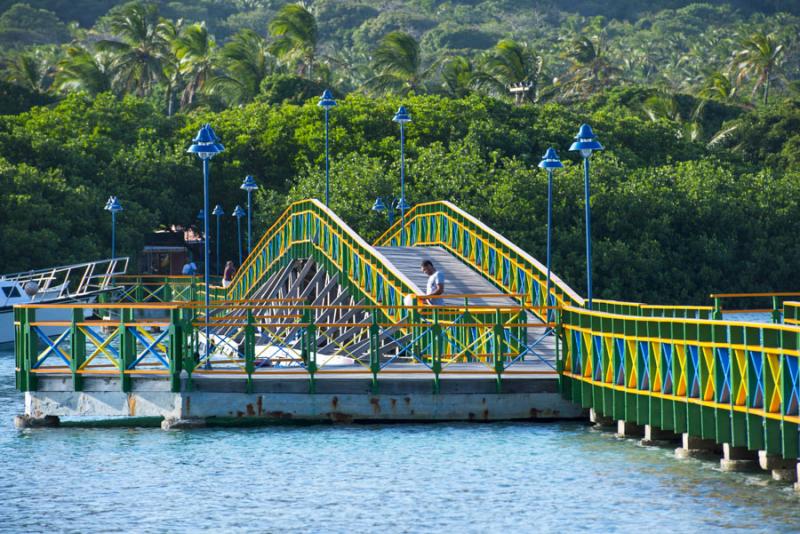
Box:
592;298;714;319
226;199;418;321
560;306;800;460
374;201;584;321
15;300;549;395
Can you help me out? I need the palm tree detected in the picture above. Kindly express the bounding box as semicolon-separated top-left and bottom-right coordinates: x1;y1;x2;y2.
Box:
370;31;433;94
473;39;543;102
208;29;274;106
440;56;474;98
3;51;53;93
733;32;784;105
560;35;621;99
96;2;171;97
268;3;318;78
697;71;737;103
173;22;216;109
53;45;114;95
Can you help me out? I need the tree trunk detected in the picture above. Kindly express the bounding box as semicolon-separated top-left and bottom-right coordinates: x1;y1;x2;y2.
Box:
166;84;173;117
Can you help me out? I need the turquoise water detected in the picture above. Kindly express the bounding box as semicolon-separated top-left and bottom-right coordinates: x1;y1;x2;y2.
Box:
2;321;800;532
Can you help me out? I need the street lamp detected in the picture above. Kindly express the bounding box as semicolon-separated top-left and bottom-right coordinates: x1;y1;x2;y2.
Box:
569;124;603;309
318;89;336;207
187;123;224;364
232;205;245;267
104;196;122;259
212;204;224;275
240;175;258;254
538;148;563;322
392;105;412;246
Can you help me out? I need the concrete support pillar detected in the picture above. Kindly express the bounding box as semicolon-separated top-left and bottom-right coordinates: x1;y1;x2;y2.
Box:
640;424;679;446
795;464;800;492
14;415;60;429
675;433;721;459
616;419;644;438
758;451;798;482
719;443;758;472
161;417;206;431
589;408;614;428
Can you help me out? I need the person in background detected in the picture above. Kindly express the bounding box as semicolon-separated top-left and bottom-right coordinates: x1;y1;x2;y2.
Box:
182;257;198;276
420;260;445;305
222;260;236;288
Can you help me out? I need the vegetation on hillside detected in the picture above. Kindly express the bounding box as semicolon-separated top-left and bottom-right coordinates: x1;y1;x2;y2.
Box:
0;1;799;304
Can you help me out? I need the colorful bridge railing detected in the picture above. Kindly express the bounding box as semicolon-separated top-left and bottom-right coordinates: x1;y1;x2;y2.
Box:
225;199;417;322
374;201;584;321
14;303;185;393
592;298;714;319
560;306;800;460
110;275;225;303
15;298;554;395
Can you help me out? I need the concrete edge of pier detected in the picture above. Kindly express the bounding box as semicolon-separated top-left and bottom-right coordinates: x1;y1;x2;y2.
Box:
17;374;587;428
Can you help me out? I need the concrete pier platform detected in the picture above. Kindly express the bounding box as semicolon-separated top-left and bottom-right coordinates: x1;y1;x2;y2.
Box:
21;369;585;426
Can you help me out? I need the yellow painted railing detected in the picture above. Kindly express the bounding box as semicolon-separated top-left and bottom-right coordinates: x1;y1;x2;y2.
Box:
226;199;418;321
374;201;584;321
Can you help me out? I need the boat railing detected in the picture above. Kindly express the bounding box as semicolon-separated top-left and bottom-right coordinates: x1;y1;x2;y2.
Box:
2;258;129;301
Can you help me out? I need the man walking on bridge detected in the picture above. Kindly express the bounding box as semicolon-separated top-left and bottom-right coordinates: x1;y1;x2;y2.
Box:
421;260;445;305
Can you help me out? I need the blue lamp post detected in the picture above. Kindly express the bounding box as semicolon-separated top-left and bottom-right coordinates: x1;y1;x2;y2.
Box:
241;175;258;254
187;124;224;364
392;106;412;246
538;148;563;322
212;204;224;275
569;124;603;309
318;89;336;207
232;205;245;266
104;196;122;259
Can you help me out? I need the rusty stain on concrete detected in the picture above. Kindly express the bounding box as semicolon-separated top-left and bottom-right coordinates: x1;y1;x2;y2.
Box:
246;403;255;416
127;395;136;416
369;397;381;414
327;412;353;423
331;396;339;409
257;396;263;416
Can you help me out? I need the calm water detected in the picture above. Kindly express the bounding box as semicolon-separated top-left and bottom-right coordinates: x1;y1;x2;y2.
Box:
2;314;799;532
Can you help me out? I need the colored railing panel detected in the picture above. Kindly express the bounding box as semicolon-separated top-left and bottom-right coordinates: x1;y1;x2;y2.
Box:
374;201;584;321
14;300;556;395
226;199;417;322
560;306;800;459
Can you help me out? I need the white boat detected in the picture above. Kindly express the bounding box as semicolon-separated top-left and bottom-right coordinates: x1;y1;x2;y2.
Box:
0;258;129;345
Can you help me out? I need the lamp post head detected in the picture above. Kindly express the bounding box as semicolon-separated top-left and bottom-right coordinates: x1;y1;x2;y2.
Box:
372;197;387;212
232;205;246;218
569;123;603;158
392;105;411;124
212;204;224;217
318;89;336;110
197;209;205;220
396;197;410;211
538;148;564;170
104;196;123;213
187;123;224;160
240;175;258;192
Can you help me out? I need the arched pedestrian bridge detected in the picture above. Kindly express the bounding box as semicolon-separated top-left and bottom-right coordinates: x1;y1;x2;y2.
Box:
12;199;800;476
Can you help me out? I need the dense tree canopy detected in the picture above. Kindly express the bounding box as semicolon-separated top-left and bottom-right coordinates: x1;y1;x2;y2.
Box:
0;1;799;305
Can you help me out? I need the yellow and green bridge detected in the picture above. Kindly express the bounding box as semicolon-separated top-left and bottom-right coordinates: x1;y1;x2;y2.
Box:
12;199;800;479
